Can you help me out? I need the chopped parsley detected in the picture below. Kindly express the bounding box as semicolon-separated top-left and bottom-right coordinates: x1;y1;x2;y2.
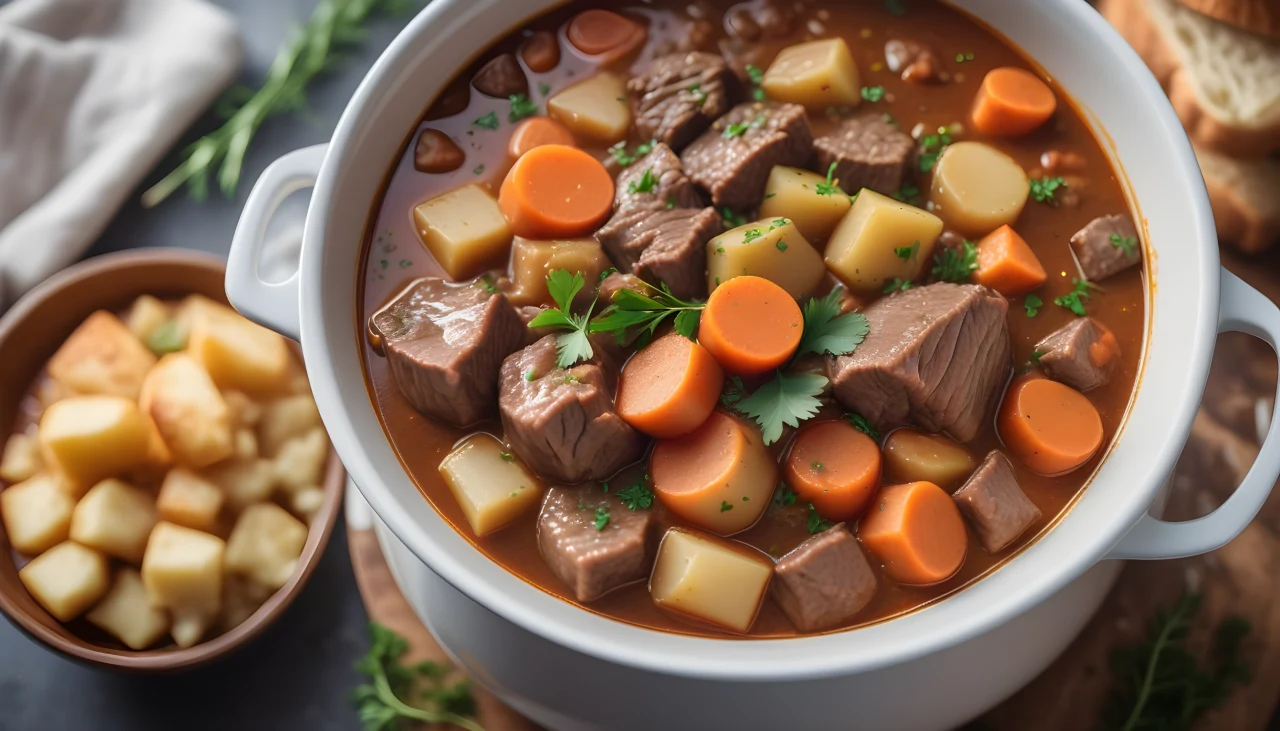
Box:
1110;232;1138;259
861;85;886;103
815;161;845;197
846;413;880;440
746;64;765;101
476;274;500;294
1024;293;1044;317
607;139;656;167
931;239;979;283
665;195;676;210
1054;277;1099;316
773;483;798;508
563;375;580;384
688;83;707;104
895;241;920;261
1030;349;1046;365
499;451;514;462
722;114;764;139
807;503;833;534
776;240;789;252
955;51;975;63
769;217;789;230
472;111;499;130
471;164;485;175
627;168;657;194
720;500;734;512
884;277;913;293
507;93;538;123
616;480;656;510
743;228;764;243
715;246;726;254
721;208;747;227
524;369;536;382
796;286;869;358
524;270;597;368
599;266;617;282
594;506;610;531
1029;176;1068;205
892;181;921;204
538;81;551;97
811;461;824;472
764;192;776;199
918;126;955;172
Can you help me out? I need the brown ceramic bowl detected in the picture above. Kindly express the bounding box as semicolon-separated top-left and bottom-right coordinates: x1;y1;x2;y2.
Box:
0;248;345;672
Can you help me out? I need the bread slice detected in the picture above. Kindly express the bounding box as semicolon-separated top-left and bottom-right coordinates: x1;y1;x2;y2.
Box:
1101;0;1280;156
1194;144;1280;253
1179;0;1280;41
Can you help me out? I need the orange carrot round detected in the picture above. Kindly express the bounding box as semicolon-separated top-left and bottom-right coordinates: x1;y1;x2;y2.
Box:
973;224;1047;297
998;375;1103;476
617;333;724;438
498;144;614;239
508;117;576;160
567;9;644;57
699;276;802;374
971;67;1057;137
858;481;968;586
785;420;882;521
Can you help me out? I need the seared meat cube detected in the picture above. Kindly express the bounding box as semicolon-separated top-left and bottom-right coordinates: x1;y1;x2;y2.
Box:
371;277;525;426
884;39;942;84
498;336;646;483
829;283;1012;442
1069;214;1141;281
614;143;703;212
681;102;813;208
772;524;877;632
471;53;527;98
538;485;655;602
1035;317;1120;392
597;207;720;300
953;451;1041;553
814;115;915;196
628;52;737;151
598;272;645;304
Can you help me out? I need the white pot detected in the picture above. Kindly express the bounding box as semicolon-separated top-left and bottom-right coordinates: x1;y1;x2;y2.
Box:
227;1;1280;728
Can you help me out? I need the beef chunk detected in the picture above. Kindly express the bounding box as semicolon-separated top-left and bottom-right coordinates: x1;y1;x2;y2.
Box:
953;451;1041;553
628;52;736;151
814;115;915;196
371;277;525;426
772;524;876;632
614;143;703;212
538;486;654;602
682;102;813;208
597;207;719;300
1069;214;1141;281
413;129;464;174
1035;317;1120;392
599;272;645;304
829;283;1012;442
884;39;942;84
471;53;527;98
499;336;646;483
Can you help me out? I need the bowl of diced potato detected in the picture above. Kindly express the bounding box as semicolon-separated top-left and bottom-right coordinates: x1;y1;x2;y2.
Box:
0;249;343;671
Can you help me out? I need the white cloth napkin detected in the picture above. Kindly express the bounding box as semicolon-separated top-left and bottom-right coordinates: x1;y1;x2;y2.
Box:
0;0;241;308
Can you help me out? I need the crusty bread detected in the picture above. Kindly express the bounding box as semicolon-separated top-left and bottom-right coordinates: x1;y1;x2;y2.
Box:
1179;0;1280;41
1101;0;1280;156
1194;144;1280;253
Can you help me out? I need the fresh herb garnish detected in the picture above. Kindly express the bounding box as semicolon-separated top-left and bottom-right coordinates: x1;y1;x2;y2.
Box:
1029;349;1046;365
476;274;500;294
770;217;789;230
743;228;764;243
599;267;617;282
616;480;655;510
796;287;870;358
1053;277;1099;317
884;277;913;293
525;270;597;368
721;208;747;228
665;195;676;209
773;483;798;508
608;139;656;167
508;93;537;123
736;371;827;445
846;413;879;440
564;375;580;384
894;241;920;261
806;503;833;534
472;164;485;175
776;240;789;252
627;168;657;194
811;461;824;472
720;500;734;512
918;127;954;172
722;114;764;139
473;111;500;130
861;85;886;103
1110;232;1138;259
590;279;704;341
720;376;747;410
1024;293;1044;317
689;83;707;104
1030;176;1068;205
932;240;979;282
524;369;536;382
499;451;514;462
146;320;187;354
815;161;845;197
892;181;921;204
352;623;482;731
539;81;551;97
746;64;765;101
955;51;975;63
594;506;610;531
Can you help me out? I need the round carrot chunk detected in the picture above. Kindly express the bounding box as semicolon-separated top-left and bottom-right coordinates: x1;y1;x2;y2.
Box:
617;333;724;438
998;375;1103;476
858;481;967;586
973;224;1047;297
971;67;1057;137
699;276;802;375
785;420;882;521
508;117;576;160
498;144;614;239
567;9;644;57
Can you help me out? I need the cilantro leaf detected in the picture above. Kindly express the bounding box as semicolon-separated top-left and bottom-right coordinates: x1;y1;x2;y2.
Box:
472;111;499;130
674;308;701;339
1053;277;1099;317
796;287;870;358
932;239;979;283
1029;176;1067;205
846;413;879;440
352;623;483;731
720;376;747;410
528;270;596;368
546;269;584;314
1024;293;1043;317
590;281;704;342
737;371;828;445
508;93;538;123
555;327;594;369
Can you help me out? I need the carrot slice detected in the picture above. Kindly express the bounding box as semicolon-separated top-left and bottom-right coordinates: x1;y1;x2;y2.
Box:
699;276;802;375
785;420;882;521
971;67;1057;137
858;481;967;586
617;333;724;438
567;9;644;57
498;144;614;239
997;375;1103;476
508;117;576;160
972;224;1047;297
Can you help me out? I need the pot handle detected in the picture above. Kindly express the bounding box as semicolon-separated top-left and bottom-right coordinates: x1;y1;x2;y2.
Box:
225;144;328;341
1108;268;1280;560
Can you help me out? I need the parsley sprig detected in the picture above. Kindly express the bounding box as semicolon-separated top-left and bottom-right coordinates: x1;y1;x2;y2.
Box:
1053;277;1099;317
526;270;597;368
590;279;704;343
627;168;657;194
616;479;655;510
1030;176;1068;205
932;240;978;283
806;503;833;534
796;287;870;358
846;413;879;440
746;64;766;101
1024;293;1043;317
1110;232;1138;259
352;623;482;731
918;126;955;172
607;139;656;167
508;93;538;123
815;161;850;197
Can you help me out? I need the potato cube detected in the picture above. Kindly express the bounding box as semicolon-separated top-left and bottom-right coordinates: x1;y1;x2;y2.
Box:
139;354;235;468
125;295;171;345
288;486;325;522
141;522;224;615
233;429;258;461
761;38;861;111
757;166;852;243
86;568;170;650
0;430;43;483
258;395;321;458
883;428;977;489
170;610;213;649
412;183;513;281
187;300;292;397
222;390;263;428
824;189;943;294
547;71;631;143
203;458;276;509
1;474;75;555
156;468;224;533
508;237;611;307
225;502;308;590
649;528;772;633
39;396;154;492
438;434;543;537
19;541;110;622
47;311;157;400
271;428;329;494
70;478;157;564
707;217;826;298
929;141;1029;236
219;574;271;632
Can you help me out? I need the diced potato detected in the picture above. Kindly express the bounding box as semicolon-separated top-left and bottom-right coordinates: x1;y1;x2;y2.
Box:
883;428;978;489
170;610;213;649
288;486;325;521
139;353;235;468
203;458;276;510
125;295;171;345
929;141;1029;236
707;217;826;298
412;183;513;281
757;166;853;243
258;395;321;458
86;568;170;650
141;522;224;616
824;189;943;294
142;414;174;469
47;311;156;400
39;395;154;492
272;428;329;494
219;574;271;632
1;473;75;555
0;430;43;483
224;502;308;590
156;468;224;533
438;434;543;537
508;237;611;307
223;390;263;427
233;429;258;461
69;478;157;564
186;299;292;398
19;541;110;622
649;528;773;634
547;71;631;143
761;38;861;111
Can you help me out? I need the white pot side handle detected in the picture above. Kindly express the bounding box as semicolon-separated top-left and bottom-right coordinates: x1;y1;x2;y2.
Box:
1109;268;1280;560
225;144;328;341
